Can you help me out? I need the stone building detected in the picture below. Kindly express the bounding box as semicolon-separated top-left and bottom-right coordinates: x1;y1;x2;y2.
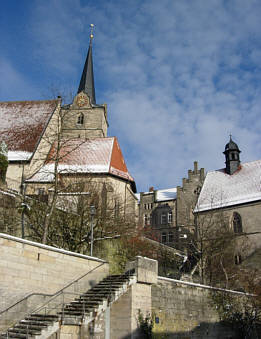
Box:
0;34;137;218
195;137;261;266
137;161;205;250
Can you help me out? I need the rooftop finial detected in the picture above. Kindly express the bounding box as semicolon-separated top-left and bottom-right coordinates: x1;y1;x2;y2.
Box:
229;133;232;141
90;24;94;41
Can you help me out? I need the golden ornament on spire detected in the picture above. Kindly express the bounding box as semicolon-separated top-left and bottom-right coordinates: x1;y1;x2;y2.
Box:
90;24;94;39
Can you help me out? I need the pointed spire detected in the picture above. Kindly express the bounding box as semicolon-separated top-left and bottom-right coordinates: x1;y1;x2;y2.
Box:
77;24;96;104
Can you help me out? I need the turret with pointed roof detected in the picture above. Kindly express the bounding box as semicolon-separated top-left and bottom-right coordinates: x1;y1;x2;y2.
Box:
77;28;96;105
223;136;241;175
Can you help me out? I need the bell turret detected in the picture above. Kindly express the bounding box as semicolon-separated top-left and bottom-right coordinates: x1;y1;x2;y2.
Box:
223;136;241;175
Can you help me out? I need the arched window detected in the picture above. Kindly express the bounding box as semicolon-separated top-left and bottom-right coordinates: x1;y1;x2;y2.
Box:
232;212;242;233
235;254;242;265
161;232;167;243
77;113;84;125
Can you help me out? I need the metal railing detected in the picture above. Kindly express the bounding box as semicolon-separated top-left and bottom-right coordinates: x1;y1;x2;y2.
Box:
0;262;106;333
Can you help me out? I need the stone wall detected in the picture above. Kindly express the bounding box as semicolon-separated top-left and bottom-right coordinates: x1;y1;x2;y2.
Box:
152;277;236;339
0;233;108;331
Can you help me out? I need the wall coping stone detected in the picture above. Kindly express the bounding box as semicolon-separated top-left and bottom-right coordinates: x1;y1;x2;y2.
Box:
158;276;254;296
0;233;107;263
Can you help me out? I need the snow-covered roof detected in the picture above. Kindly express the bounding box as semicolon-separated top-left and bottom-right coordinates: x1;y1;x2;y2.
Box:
195;159;261;212
135;187;177;203
26;137;135;184
0;99;59;155
156;188;177;202
8;151;33;161
135;193;140;202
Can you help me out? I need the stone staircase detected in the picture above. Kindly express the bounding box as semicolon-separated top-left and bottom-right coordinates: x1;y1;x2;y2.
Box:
0;270;136;339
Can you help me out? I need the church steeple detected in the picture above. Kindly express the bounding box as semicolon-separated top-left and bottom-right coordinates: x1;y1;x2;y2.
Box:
223;136;241;175
77;24;96;105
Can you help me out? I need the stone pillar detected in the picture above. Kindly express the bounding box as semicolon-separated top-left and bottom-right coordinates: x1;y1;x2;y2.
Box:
110;256;158;339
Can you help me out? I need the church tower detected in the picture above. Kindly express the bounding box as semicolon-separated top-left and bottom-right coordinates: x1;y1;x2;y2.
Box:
62;25;108;139
223;136;241;175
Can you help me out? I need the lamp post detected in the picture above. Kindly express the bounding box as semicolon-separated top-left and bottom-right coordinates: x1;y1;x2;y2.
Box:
90;205;96;256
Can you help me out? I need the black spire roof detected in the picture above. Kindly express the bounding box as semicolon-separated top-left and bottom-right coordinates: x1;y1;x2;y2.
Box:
77;36;96;105
224;136;240;152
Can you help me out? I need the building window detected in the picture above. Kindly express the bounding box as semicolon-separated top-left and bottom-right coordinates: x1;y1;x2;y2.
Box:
232;212;242;233
161;232;167;243
161;213;167;224
144;214;148;226
168;211;173;223
38;188;45;195
168;232;174;243
235;254;242;265
77;113;84;125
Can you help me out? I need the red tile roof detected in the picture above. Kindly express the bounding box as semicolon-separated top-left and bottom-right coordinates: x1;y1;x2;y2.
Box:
27;137;135;183
0;100;59;154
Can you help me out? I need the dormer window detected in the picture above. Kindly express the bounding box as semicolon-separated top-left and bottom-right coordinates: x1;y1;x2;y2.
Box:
77;113;84;125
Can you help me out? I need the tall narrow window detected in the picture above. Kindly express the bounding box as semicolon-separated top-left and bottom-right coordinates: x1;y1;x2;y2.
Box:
77;113;84;125
168;232;174;243
232;212;242;233
168;211;173;223
161;213;167;224
161;232;167;243
144;214;148;226
235;254;242;265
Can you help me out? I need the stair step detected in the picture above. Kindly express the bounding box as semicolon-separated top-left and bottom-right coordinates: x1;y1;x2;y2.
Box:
1;333;27;339
20;320;48;327
13;324;44;332
8;328;41;335
30;314;58;319
58;310;85;316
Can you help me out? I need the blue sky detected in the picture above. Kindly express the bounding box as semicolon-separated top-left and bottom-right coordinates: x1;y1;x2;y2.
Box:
1;0;261;192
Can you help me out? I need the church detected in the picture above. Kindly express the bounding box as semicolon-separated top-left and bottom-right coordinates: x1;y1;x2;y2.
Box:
195;137;261;267
0;33;137;220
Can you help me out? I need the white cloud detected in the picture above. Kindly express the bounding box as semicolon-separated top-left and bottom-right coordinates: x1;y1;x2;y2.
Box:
2;0;261;191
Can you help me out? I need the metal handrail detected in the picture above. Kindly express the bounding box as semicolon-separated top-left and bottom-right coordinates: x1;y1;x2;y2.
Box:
0;293;53;316
0;262;106;333
0;262;105;317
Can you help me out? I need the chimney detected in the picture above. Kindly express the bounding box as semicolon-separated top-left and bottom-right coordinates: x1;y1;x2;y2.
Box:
149;186;154;192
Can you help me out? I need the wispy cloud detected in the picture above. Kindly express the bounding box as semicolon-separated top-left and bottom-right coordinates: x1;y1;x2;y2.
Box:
1;0;261;191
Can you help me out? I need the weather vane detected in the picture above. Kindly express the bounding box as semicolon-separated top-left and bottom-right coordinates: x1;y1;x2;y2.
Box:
90;24;94;40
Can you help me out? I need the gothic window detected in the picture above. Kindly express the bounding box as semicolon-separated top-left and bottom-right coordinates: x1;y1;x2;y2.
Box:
235;254;242;265
168;232;174;243
232;212;242;233
161;213;167;224
77;113;84;125
168;211;173;223
161;232;167;243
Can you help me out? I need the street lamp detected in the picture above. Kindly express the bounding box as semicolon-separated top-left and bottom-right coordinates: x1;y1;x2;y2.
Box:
90;205;96;256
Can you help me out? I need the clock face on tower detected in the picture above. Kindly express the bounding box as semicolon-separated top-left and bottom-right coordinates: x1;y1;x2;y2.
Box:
76;93;89;107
